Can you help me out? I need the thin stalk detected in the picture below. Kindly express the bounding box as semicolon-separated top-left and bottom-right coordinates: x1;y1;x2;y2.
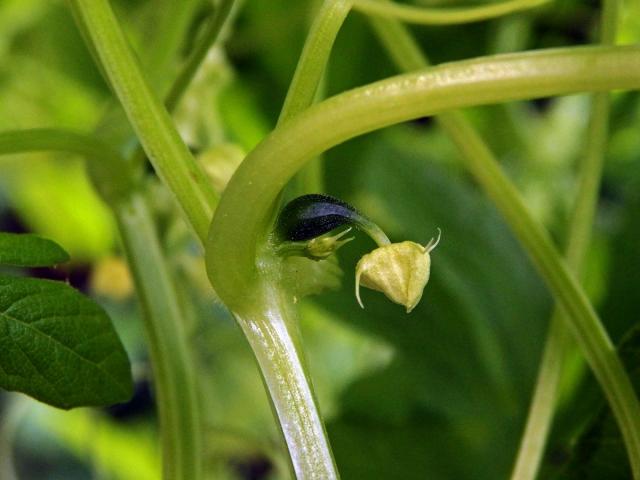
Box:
0;128;133;203
353;0;548;25
281;0;353;194
279;0;353;124
510;0;618;477
0;128;124;163
0;129;202;480
142;0;202;93
128;0;237;169
205;45;640;477
510;97;613;480
115;192;202;480
164;0;236;112
369;17;631;475
68;0;217;244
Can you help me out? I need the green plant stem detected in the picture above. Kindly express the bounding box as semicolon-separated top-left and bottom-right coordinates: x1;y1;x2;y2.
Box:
128;0;237;170
208;3;354;475
282;0;353;194
0;129;117;160
279;0;353;124
142;0;203;93
0;128;134;203
0;129;203;480
164;0;236;112
206;44;640;477
353;0;548;25
234;279;338;479
509;95;613;480
68;0;217;244
369;15;632;478
115;192;202;480
510;0;618;477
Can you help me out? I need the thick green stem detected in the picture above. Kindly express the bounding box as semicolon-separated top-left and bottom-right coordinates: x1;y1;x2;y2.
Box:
115;193;202;480
0;130;202;480
234;280;338;479
206;44;640;477
68;0;217;244
353;0;548;25
510;0;618;477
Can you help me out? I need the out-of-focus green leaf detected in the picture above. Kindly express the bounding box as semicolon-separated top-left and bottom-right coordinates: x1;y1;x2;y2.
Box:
42;405;160;480
557;325;640;480
0;8;113;260
0;232;69;267
320;127;551;479
0;156;115;260
554;184;640;479
0;275;133;409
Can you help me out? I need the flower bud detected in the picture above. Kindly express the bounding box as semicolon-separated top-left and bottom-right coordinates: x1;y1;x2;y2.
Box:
197;143;245;193
355;230;440;313
306;228;354;260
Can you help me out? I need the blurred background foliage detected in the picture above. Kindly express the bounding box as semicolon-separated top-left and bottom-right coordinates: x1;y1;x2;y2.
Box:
0;0;639;478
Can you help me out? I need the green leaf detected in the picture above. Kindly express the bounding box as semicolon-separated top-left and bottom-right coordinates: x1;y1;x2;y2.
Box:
0;232;69;267
0;274;133;409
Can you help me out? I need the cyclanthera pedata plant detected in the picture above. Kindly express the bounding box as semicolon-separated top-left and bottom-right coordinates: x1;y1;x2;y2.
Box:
1;0;640;478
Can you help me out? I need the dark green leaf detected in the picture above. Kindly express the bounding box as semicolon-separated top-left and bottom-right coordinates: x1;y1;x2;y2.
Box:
0;274;133;409
0;232;69;267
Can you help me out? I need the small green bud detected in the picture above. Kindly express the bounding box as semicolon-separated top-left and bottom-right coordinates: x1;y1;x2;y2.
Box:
276;228;354;261
355;230;441;313
306;228;354;260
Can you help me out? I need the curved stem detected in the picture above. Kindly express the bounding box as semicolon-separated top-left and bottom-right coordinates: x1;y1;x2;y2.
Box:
68;0;217;244
205;44;640;477
0;128;134;203
207;44;640;303
353;0;548;25
115;193;202;480
510;0;618;477
0;129;203;480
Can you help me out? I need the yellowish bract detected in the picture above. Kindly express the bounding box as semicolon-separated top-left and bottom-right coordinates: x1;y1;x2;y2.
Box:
355;231;440;313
